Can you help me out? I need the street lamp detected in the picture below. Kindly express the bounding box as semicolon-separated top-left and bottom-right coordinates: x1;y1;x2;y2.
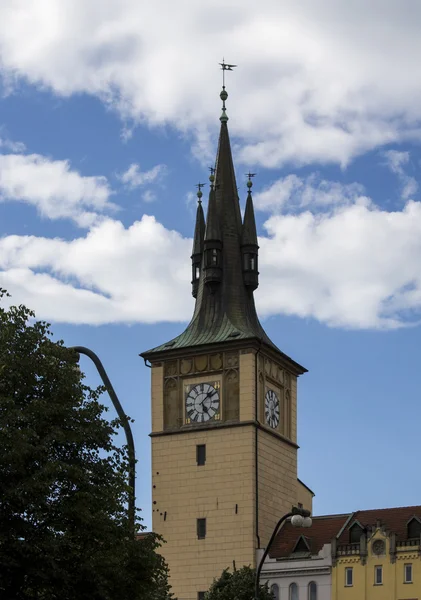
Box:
255;506;312;599
69;346;136;534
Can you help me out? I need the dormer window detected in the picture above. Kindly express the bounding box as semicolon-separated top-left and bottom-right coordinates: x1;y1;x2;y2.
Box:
407;517;421;539
292;535;310;554
349;522;364;544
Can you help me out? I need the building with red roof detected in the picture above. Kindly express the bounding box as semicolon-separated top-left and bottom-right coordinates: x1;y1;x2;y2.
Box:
259;505;421;600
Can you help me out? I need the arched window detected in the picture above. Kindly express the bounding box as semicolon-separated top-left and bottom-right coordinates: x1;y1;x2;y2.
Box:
408;518;421;539
308;581;317;600
270;583;279;600
289;582;298;600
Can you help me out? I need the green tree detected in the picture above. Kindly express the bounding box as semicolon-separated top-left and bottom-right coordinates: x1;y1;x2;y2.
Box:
205;566;274;600
0;290;172;600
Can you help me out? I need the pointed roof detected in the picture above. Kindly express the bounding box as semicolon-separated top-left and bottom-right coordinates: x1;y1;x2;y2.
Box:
192;200;205;257
204;183;220;243
242;188;258;247
141;90;306;374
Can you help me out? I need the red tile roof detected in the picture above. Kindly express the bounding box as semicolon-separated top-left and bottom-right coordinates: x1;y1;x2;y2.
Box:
135;531;153;541
270;514;350;559
269;505;421;559
337;505;421;545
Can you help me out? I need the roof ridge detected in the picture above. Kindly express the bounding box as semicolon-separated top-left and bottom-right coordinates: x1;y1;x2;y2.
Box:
354;505;421;513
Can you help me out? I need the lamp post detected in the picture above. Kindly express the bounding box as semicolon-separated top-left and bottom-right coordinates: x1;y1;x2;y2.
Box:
255;506;312;599
69;346;136;534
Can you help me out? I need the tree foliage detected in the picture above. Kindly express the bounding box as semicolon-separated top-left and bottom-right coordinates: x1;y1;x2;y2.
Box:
0;290;172;600
205;566;274;600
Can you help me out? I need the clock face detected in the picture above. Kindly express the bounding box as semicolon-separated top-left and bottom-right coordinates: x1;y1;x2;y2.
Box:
185;382;220;424
265;389;280;429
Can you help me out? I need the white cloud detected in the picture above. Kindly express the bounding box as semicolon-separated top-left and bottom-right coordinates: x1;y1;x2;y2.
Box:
254;174;371;213
141;190;156;203
119;163;166;190
0;136;26;153
3;187;421;329
2;1;421;166
0;216;192;324
383;150;418;200
0;153;116;227
259;200;421;329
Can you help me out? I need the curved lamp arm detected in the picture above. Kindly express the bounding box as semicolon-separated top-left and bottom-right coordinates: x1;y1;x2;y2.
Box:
69;346;136;534
255;506;311;599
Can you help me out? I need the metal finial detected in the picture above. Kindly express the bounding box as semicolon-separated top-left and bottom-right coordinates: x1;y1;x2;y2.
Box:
208;167;215;186
246;172;256;190
196;182;206;203
219;59;237;123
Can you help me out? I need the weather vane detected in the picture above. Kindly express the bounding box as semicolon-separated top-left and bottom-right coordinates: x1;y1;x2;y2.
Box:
219;59;237;88
219;59;237;123
195;182;206;203
246;171;256;191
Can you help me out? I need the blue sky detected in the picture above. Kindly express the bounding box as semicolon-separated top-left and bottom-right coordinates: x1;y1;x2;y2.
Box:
2;1;421;530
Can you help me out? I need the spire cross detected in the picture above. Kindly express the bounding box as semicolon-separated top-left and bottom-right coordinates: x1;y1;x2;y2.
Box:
246;172;256;181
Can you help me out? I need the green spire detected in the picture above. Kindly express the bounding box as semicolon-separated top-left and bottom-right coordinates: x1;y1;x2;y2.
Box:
192;186;206;255
242;175;258;248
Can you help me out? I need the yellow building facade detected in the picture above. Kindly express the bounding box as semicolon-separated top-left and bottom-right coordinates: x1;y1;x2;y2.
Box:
142;83;311;600
332;508;421;600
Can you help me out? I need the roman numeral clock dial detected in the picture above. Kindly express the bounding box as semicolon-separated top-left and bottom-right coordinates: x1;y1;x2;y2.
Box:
265;389;280;429
185;382;220;424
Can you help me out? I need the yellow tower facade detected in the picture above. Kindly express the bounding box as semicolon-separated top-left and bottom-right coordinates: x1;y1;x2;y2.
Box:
142;81;308;600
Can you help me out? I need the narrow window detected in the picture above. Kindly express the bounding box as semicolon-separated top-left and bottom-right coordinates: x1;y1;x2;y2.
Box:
198;593;206;600
206;248;219;268
374;566;383;585
289;582;298;600
196;444;206;466
298;502;303;509
349;523;364;543
270;583;279;600
408;518;421;539
308;581;317;600
243;253;257;271
345;567;353;587
197;518;206;539
404;563;413;583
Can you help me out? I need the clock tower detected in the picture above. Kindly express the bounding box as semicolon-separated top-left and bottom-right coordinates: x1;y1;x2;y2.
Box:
141;82;310;600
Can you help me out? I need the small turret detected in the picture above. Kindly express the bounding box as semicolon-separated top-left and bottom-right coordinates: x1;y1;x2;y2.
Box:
191;184;206;298
203;169;222;291
241;174;259;291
